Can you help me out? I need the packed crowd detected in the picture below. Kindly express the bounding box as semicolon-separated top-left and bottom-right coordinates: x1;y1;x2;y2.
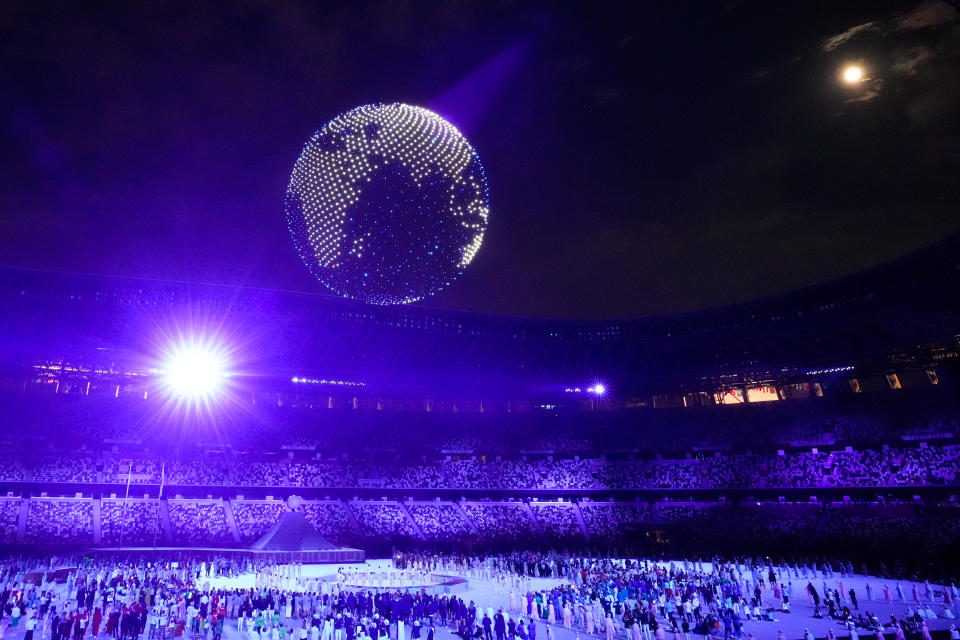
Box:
100;501;162;546
0;500;20;544
349;505;419;539
231;502;364;544
460;505;536;542
234;503;286;543
24;500;94;545
5;444;958;491
167;502;233;546
406;505;473;540
0;456;25;482
0;538;959;640
578;505;649;540
528;506;582;540
6;498;960;573
5;497;958;563
396;550;960;638
302;504;362;542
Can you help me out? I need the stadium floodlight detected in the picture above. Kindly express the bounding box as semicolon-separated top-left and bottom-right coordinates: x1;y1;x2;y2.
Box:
160;343;227;399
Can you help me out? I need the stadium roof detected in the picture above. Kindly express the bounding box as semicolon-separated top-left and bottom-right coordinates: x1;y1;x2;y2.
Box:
0;232;957;391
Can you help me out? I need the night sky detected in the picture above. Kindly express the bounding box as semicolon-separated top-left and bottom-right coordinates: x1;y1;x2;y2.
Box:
1;1;958;319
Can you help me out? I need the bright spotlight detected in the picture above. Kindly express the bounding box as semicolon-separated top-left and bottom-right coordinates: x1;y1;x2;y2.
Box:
842;65;863;84
161;345;227;398
587;383;607;396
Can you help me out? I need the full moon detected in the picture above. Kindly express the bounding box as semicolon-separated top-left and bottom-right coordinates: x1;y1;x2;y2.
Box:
285;103;490;305
842;65;863;83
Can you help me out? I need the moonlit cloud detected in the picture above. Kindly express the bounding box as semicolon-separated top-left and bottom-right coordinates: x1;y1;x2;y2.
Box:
822;21;880;51
892;45;935;74
897;1;958;30
823;2;958;53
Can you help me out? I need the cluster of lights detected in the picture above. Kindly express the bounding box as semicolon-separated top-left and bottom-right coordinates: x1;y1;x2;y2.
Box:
285;103;491;305
33;363;143;377
806;365;854;375
564;383;607;395
290;377;365;387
